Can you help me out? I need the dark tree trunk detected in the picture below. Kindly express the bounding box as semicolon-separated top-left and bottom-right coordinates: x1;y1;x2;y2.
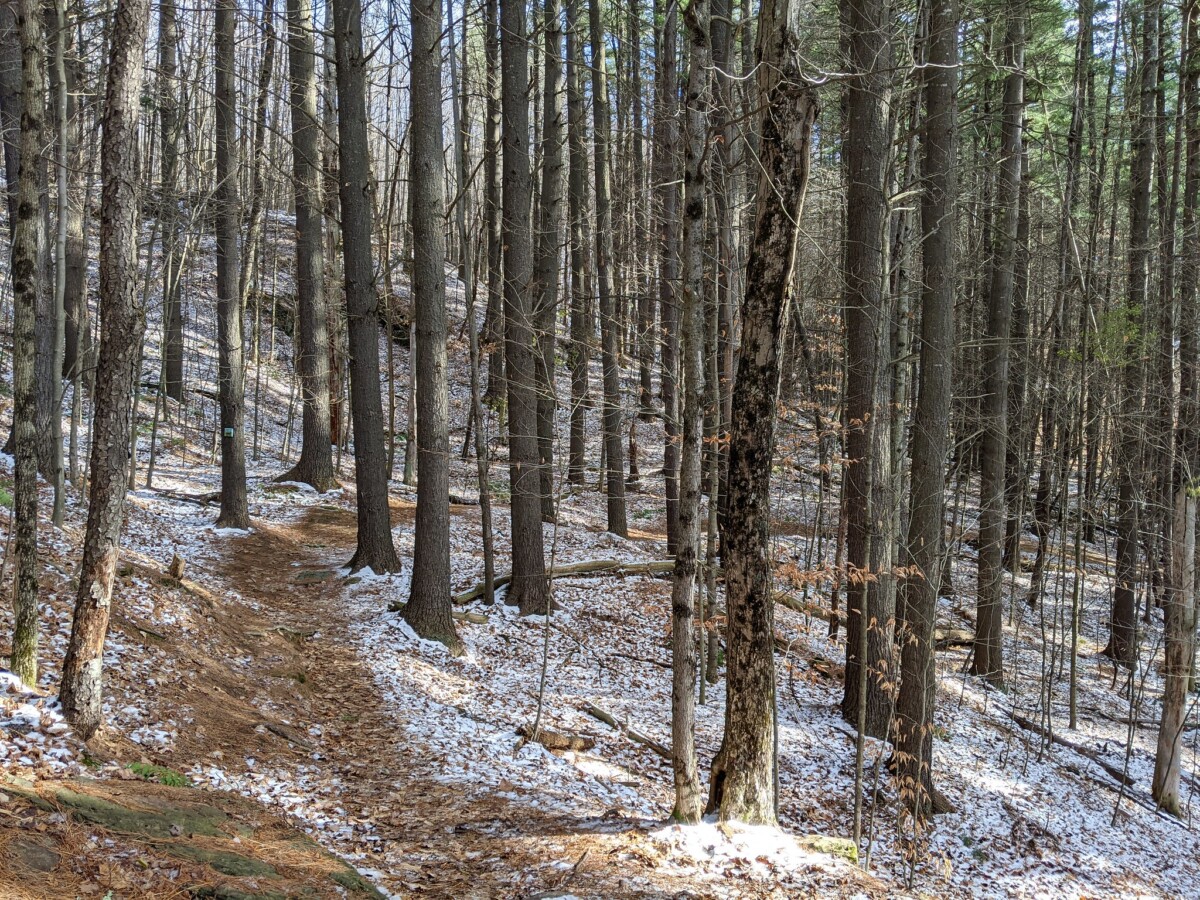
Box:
280;0;336;491
215;0;250;530
894;0;958;818
483;0;505;403
60;0;152;739
502;0;549;614
1106;0;1159;667
655;0;681;552
589;0;628;536
566;0;590;485
840;0;896;736
533;0;564;521
706;0;817;823
404;0;460;652
332;0;401;573
158;0;184;402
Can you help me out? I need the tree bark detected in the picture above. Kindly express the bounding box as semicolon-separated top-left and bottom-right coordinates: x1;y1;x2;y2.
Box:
671;0;709;825
894;0;958;819
840;0;896;735
280;0;337;492
404;0;460;652
332;0;401;573
60;0;152;739
566;0;590;486
706;0;817;823
9;0;44;685
158;0;184;402
589;0;628;536
502;0;549;614
215;0;250;529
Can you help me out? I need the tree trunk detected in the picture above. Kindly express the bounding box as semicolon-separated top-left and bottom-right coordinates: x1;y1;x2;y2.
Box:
533;0;564;521
9;0;44;685
840;0;896;736
589;0;628;536
502;0;549;614
894;0;958;818
158;0;184;402
60;0;152;739
332;0;401;573
566;0;590;485
971;6;1024;685
670;0;709;825
1106;0;1159;667
1153;0;1199;816
279;0;336;491
404;0;460;652
215;0;250;529
655;0;680;552
483;0;505;404
706;0;817;823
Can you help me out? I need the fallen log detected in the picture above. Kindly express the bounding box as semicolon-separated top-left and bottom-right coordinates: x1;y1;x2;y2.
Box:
1011;713;1135;787
453;559;675;604
387;600;488;624
517;724;596;752
580;701;671;760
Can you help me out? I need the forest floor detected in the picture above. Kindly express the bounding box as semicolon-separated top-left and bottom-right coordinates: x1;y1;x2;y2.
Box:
4;215;1200;897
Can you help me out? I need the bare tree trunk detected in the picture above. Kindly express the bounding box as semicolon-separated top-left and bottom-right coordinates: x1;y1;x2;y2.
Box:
404;0;460;652
1106;0;1159;667
533;0;564;521
1153;0;1199;816
655;0;680;552
894;0;958;818
215;0;250;529
332;0;401;573
566;0;590;485
670;0;709;825
502;0;549;614
238;0;277;305
706;0;817;823
158;0;184;402
840;0;896;736
589;0;628;536
279;0;336;491
60;0;152;739
9;0;44;685
483;0;505;404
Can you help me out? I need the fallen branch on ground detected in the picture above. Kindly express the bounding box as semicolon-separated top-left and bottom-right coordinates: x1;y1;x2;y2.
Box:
1011;713;1134;787
517;724;596;752
453;559;675;604
580;701;671;759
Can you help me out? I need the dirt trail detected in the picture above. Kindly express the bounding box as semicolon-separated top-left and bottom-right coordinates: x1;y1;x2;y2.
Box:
196;500;747;900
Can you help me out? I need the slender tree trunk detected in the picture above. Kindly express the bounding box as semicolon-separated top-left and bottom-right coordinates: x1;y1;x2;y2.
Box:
63;38;90;392
215;0;250;529
502;0;549;614
483;0;505;404
589;0;628;536
158;0;184;402
9;0;44;685
238;0;277;305
60;0;152;738
332;0;401;573
1106;0;1158;666
280;0;336;490
706;0;817;823
670;0;709;825
1153;0;1199;816
894;0;958;818
404;0;460;652
566;0;590;485
533;0;564;521
655;0;680;552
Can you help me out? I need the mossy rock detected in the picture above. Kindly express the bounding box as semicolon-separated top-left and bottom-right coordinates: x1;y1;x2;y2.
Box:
800;834;859;863
51;786;229;838
166;844;279;878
